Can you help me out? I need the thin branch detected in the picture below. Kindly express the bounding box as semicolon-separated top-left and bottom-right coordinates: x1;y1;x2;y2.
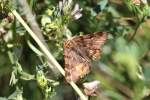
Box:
12;10;87;100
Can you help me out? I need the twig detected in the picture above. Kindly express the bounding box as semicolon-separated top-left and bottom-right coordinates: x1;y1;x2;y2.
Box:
12;10;87;100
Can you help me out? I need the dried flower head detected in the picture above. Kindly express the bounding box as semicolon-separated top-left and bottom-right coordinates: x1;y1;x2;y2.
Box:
83;80;100;96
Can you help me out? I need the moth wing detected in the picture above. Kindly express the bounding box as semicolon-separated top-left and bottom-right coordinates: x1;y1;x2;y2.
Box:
64;40;91;82
73;32;107;60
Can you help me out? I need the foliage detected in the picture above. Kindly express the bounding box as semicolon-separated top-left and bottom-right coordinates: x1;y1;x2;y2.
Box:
0;0;150;100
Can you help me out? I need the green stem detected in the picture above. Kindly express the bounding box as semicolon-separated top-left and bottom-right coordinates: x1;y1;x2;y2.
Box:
129;16;144;41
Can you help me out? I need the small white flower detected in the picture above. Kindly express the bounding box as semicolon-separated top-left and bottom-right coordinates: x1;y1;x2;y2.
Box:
83;81;100;90
73;12;82;20
67;0;72;7
59;1;63;12
71;4;82;20
59;0;82;20
71;4;80;15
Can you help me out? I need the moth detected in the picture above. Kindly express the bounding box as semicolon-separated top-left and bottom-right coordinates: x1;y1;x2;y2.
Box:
64;32;107;82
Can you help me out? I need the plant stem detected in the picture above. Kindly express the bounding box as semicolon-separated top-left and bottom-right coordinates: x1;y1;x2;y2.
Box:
12;10;87;100
129;16;144;41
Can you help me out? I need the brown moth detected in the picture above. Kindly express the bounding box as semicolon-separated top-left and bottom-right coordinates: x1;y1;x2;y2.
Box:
64;32;107;82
